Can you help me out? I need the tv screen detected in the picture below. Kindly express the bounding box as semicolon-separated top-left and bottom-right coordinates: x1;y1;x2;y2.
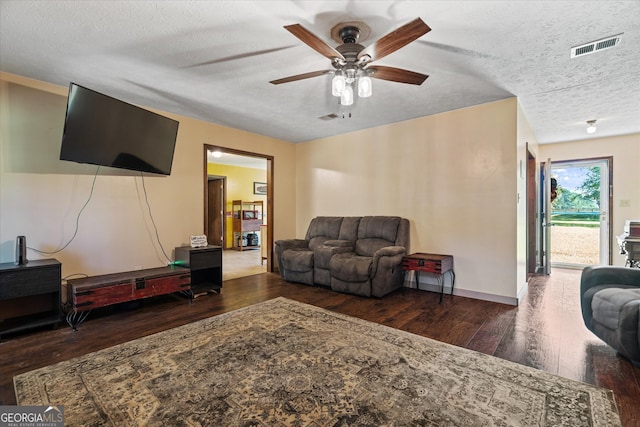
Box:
60;83;179;175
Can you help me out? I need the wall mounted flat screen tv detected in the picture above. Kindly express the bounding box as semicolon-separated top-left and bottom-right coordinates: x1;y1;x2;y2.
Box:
60;83;179;175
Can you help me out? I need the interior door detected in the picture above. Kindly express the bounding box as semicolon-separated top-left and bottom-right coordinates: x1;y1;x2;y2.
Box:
542;159;552;274
207;177;225;247
597;162;611;264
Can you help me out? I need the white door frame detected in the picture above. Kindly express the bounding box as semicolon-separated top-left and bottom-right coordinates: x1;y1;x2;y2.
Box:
547;157;612;269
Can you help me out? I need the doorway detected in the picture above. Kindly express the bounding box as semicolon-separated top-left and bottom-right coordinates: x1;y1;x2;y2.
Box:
544;157;612;269
203;145;274;277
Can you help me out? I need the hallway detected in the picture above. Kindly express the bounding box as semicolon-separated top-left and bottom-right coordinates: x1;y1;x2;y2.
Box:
222;248;266;281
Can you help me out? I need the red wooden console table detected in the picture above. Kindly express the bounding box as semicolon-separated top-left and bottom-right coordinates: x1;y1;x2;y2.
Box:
66;266;191;330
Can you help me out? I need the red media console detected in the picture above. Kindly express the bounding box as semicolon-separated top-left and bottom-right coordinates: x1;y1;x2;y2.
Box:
66;266;191;330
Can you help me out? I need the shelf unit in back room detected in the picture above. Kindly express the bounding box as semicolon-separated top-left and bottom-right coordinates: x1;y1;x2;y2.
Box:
232;200;263;251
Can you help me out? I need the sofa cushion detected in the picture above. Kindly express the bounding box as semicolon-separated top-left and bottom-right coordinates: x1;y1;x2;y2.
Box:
356;217;400;256
330;253;372;282
358;216;400;241
282;248;314;272
582;283;639;325
339;217;361;241
592;288;640;331
306;217;343;242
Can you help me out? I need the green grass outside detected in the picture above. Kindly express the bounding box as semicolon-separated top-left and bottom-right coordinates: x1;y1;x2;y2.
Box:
551;212;600;228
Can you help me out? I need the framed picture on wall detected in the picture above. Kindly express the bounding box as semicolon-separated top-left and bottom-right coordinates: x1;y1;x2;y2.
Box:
253;182;267;195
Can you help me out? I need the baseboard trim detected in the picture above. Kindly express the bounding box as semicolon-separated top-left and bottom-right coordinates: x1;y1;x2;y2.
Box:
517;281;529;305
403;279;518;306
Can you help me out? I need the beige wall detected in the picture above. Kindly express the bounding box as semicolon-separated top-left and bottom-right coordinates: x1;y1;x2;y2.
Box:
296;98;521;303
539;133;640;266
5;71;636;303
0;73;297;278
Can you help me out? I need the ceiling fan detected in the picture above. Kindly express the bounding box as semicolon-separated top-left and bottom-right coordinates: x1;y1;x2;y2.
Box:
270;18;431;105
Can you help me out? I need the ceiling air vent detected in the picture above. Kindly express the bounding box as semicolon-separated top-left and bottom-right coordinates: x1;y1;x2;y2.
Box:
571;34;622;58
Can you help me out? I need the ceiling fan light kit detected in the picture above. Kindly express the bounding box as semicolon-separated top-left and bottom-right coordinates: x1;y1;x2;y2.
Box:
358;76;372;98
341;85;354;106
332;72;346;96
332;71;372;105
270;17;431;108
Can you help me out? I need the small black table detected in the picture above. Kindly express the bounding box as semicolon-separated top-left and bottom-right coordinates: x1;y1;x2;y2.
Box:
174;245;223;296
0;259;61;338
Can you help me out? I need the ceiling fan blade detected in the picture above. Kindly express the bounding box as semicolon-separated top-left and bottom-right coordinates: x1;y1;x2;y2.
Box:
185;46;296;68
270;70;332;85
284;24;345;61
368;66;428;85
358;18;431;62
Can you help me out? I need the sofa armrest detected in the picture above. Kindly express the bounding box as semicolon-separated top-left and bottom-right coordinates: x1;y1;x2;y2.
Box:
371;246;406;276
274;239;310;274
374;246;406;258
275;239;310;251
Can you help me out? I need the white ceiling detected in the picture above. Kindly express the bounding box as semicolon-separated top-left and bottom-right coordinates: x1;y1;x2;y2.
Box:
1;1;639;144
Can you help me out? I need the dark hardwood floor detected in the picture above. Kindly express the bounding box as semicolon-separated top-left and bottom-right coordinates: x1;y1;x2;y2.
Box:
1;268;638;425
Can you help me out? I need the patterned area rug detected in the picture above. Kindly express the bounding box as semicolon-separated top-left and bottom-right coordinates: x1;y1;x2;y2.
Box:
14;297;621;426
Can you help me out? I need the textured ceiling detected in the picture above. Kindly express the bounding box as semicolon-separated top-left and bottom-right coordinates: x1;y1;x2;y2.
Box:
1;1;639;144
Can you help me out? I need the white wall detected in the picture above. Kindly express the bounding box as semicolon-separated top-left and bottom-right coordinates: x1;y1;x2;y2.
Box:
296;98;520;303
0;73;297;279
539;133;640;266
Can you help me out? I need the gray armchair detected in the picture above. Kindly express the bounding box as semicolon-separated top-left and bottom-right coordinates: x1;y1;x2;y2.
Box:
580;265;640;366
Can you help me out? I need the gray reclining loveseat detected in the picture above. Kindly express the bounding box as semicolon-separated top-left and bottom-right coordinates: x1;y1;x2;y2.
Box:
580;265;640;366
275;216;409;297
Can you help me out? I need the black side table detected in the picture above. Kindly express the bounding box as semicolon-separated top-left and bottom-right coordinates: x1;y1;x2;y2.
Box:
0;259;61;338
174;245;223;296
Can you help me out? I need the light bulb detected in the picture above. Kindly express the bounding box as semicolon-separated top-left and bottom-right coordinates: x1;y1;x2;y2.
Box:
345;68;356;84
586;120;597;134
358;76;372;98
340;85;354;106
332;74;345;97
